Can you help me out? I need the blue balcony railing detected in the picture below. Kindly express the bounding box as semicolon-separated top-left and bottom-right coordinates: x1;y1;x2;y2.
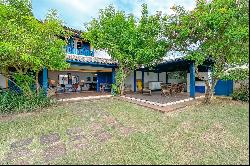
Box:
66;46;94;56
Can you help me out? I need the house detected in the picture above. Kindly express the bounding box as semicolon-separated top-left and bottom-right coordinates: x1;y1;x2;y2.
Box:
0;27;233;97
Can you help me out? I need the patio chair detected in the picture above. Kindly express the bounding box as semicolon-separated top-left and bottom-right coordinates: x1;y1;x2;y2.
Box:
178;83;185;93
81;83;90;91
124;84;132;93
171;84;179;94
142;82;151;95
73;83;80;92
161;84;172;96
100;83;105;93
65;84;73;93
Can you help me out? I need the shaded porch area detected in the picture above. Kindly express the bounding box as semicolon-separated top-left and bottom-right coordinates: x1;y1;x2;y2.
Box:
125;56;213;99
40;55;117;97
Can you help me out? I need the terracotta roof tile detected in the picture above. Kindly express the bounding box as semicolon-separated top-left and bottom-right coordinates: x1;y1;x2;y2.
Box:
66;54;117;65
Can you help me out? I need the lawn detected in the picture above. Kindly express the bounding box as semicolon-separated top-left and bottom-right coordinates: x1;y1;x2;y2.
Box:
0;98;249;165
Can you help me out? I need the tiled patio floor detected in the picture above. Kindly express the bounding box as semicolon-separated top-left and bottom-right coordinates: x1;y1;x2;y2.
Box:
125;91;203;104
53;91;110;100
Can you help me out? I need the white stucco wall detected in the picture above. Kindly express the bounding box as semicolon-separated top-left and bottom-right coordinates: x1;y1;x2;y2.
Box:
186;71;211;92
94;50;112;59
0;74;7;89
124;71;167;91
144;72;158;83
159;72;166;82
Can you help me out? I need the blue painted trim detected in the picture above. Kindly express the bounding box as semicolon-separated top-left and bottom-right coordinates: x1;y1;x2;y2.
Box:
189;62;195;98
142;70;144;92
134;70;136;93
66;47;94;56
111;68;115;94
66;60;117;68
96;74;100;92
112;68;115;84
43;67;48;95
195;86;205;93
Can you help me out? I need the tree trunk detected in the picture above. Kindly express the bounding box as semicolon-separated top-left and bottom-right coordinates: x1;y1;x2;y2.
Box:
120;70;125;96
204;80;212;103
195;67;218;104
204;78;218;104
119;67;128;96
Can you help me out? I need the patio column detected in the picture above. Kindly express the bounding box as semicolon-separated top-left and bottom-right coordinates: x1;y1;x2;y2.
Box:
189;62;195;98
111;68;115;94
96;73;100;92
142;70;144;93
42;67;48;96
157;72;160;82
112;68;115;84
134;70;136;93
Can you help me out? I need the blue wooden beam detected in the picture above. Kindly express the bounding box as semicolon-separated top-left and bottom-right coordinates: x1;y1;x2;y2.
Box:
134;70;136;93
96;73;100;92
189;62;195;98
42;67;48;95
111;68;116;95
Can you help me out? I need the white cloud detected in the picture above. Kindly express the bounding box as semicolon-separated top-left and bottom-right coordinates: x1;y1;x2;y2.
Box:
131;0;196;18
33;0;196;30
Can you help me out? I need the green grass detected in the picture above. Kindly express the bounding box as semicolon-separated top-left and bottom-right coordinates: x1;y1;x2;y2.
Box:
0;98;249;165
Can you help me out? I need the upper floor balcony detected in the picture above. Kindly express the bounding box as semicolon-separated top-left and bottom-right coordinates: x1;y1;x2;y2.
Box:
66;46;94;56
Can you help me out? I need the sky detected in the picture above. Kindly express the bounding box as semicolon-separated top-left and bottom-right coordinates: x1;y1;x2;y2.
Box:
32;0;196;30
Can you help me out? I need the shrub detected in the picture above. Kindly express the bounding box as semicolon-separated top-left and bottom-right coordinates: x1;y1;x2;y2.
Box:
111;83;119;96
0;90;56;114
232;82;249;102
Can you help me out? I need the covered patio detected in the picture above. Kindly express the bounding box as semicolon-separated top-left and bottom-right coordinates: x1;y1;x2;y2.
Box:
40;54;117;98
123;56;212;106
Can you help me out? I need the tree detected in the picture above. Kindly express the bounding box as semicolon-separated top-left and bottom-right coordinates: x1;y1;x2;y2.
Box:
165;0;249;103
84;4;169;95
0;0;69;95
